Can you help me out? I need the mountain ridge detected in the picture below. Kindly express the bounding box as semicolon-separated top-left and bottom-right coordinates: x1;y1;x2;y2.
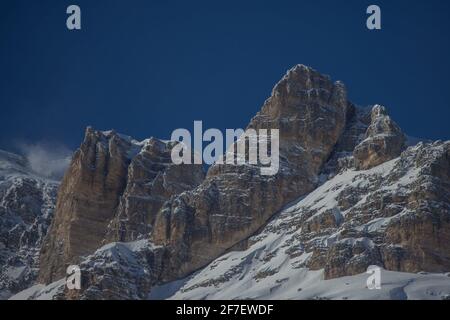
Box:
0;149;59;299
2;64;449;300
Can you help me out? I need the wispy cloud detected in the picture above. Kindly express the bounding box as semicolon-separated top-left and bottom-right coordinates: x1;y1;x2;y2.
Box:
18;142;73;180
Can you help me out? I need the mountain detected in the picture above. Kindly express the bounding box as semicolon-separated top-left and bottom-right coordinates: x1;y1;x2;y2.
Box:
158;141;450;300
0;150;59;299
6;64;450;300
38;130;205;284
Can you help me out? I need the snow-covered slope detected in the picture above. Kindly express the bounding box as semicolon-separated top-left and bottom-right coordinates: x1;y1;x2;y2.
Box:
154;268;450;300
12;258;450;300
0;150;60;299
15;141;450;300
150;141;450;300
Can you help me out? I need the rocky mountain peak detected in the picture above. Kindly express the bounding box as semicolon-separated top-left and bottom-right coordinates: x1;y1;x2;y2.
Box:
37;65;351;288
8;64;448;300
354;104;406;170
371;104;388;118
160;141;450;300
368;104;403;136
38;127;205;284
151;65;350;281
260;64;347;124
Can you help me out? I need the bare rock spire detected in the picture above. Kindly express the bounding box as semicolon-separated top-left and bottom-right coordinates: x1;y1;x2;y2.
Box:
353;104;406;170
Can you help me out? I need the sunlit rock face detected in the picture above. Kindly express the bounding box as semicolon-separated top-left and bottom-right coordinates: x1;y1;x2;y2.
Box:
353;105;406;170
38;129;204;284
38;64;350;288
12;64;448;301
151;64;349;281
157;141;449;300
38;129;134;284
104;137;205;243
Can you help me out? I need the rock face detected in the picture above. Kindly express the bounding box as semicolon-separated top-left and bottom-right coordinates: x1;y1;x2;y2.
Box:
161;141;450;300
105;138;205;243
38;129;134;284
302;140;449;279
381;142;450;273
38;129;204;284
10;240;165;300
0;150;59;299
320;103;371;177
66;240;165;300
38;64;349;286
353;105;406;170
12;64;449;300
151;64;349;280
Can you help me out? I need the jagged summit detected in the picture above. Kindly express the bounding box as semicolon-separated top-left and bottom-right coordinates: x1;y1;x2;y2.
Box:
38;126;205;283
283;64;332;81
269;64;344;106
4;64;450;300
354;104;406;170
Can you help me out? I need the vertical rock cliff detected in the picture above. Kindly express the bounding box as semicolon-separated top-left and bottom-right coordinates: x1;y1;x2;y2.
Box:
151;64;349;280
38;129;204;284
354;105;406;170
27;64;449;301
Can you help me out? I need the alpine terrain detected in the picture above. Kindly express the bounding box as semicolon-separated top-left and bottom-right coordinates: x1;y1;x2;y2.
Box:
2;65;450;300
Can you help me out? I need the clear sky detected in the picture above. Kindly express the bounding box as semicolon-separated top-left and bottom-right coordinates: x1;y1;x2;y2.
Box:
1;0;450;152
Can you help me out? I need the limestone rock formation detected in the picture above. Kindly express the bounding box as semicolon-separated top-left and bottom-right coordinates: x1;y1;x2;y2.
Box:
38;129;135;284
38;129;204;284
353;105;406;170
151;64;349;280
66;240;165;300
39;142;447;300
10;64;449;301
293;140;450;278
163;141;450;300
105;138;205;243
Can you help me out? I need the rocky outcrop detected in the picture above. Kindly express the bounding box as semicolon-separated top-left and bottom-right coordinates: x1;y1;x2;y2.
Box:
104;138;205;243
10;240;165;300
306;140;450;278
151;64;349;280
162;141;450;300
353;105;406;170
0;150;59;299
66;240;165;300
15;64;448;301
381;142;450;273
38;64;350;289
38;129;204;284
38;129;135;284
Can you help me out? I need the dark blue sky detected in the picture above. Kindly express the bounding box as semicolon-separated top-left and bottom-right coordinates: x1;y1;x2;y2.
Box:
1;0;450;151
